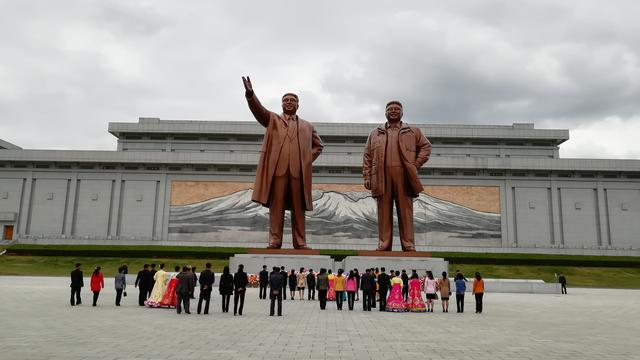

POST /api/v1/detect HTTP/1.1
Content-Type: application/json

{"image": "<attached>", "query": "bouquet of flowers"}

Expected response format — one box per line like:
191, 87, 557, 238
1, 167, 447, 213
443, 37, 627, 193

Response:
248, 274, 259, 288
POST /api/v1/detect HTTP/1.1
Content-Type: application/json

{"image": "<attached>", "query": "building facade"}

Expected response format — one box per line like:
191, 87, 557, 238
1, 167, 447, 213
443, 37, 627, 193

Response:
1, 118, 639, 255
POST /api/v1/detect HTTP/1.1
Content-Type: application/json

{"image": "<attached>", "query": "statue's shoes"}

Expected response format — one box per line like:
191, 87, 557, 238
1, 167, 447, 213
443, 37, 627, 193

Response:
266, 244, 281, 249
296, 245, 312, 250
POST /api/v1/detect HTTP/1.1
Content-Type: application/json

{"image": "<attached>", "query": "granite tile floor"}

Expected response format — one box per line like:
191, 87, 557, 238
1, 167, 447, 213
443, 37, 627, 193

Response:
0, 276, 638, 360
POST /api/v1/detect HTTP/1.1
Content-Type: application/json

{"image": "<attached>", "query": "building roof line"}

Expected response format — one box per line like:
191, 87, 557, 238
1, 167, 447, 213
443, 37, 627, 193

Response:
1, 150, 638, 172
0, 139, 21, 150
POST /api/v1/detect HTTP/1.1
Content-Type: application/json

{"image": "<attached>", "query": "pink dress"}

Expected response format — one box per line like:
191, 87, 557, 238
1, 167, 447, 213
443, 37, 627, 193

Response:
327, 275, 336, 301
406, 278, 426, 312
385, 278, 407, 312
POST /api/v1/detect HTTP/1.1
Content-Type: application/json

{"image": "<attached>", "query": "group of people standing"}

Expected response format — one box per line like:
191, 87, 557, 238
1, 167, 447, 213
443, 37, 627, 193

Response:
257, 266, 486, 315
70, 262, 486, 316
70, 262, 252, 316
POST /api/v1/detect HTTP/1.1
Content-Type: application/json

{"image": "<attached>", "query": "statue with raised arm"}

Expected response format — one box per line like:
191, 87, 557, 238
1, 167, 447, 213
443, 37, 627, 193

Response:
242, 76, 324, 249
362, 101, 432, 251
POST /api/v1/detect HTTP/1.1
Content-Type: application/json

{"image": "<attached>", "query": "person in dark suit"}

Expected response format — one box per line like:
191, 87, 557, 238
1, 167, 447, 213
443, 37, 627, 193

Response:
377, 267, 391, 311
269, 266, 284, 316
135, 264, 151, 306
190, 266, 198, 299
197, 263, 215, 315
353, 268, 361, 301
370, 268, 378, 309
559, 273, 567, 294
233, 264, 248, 316
259, 265, 269, 299
288, 269, 297, 300
401, 270, 409, 302
176, 266, 195, 314
218, 266, 234, 313
316, 268, 328, 310
280, 266, 288, 300
306, 269, 316, 300
149, 263, 157, 299
70, 263, 83, 306
372, 268, 379, 308
360, 269, 374, 311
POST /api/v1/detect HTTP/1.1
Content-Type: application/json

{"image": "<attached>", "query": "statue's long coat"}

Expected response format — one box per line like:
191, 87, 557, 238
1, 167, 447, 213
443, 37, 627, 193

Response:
246, 94, 323, 211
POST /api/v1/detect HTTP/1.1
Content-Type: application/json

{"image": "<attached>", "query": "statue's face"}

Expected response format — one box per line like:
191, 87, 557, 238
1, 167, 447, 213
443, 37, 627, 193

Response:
385, 104, 403, 123
282, 95, 299, 115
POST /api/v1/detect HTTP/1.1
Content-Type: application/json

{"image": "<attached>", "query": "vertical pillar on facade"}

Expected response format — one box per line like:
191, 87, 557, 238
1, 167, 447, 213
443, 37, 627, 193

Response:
596, 182, 610, 247
156, 173, 168, 242
500, 181, 510, 248
63, 174, 78, 237
550, 180, 563, 246
17, 174, 33, 237
504, 179, 516, 248
108, 173, 123, 238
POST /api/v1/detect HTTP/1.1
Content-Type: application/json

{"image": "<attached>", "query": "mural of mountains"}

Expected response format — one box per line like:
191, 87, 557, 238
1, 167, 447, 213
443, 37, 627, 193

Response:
169, 189, 500, 240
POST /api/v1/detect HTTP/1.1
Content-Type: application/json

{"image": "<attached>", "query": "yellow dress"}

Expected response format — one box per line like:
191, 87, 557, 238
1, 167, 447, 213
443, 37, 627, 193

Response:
146, 269, 167, 306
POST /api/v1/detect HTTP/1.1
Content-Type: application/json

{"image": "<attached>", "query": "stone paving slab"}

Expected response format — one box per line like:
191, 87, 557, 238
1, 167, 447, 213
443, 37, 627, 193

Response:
0, 276, 638, 359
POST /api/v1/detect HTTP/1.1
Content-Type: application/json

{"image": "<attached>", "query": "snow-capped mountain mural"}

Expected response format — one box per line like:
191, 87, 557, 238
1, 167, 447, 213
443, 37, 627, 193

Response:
169, 188, 501, 242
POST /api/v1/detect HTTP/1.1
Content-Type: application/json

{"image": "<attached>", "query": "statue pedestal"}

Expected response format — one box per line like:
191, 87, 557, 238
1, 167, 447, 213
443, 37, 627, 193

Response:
247, 248, 321, 255
356, 250, 432, 257
341, 255, 448, 277
229, 253, 334, 274
230, 250, 448, 276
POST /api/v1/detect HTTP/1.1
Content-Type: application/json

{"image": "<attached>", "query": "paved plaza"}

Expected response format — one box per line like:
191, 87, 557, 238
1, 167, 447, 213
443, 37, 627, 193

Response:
0, 276, 639, 360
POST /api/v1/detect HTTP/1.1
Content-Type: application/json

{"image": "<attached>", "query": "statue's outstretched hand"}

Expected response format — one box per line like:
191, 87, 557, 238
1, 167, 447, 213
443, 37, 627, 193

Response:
364, 180, 371, 190
242, 76, 254, 97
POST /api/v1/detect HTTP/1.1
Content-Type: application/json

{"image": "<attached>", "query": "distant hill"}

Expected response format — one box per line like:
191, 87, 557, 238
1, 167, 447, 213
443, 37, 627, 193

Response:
169, 189, 500, 240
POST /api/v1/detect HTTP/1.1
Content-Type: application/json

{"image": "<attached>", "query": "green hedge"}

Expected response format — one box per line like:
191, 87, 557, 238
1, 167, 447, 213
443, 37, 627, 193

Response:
5, 245, 639, 267
319, 249, 357, 261
6, 245, 361, 261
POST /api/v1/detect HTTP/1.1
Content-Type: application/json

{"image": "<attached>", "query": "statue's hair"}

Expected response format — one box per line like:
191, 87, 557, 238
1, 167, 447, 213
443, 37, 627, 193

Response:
386, 100, 403, 109
282, 93, 299, 101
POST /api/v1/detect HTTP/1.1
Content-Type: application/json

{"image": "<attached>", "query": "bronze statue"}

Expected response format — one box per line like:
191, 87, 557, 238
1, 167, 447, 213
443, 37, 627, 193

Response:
242, 76, 324, 249
363, 101, 432, 251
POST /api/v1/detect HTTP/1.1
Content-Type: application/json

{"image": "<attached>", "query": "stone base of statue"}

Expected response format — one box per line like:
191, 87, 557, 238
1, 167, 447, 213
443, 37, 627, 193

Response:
342, 254, 449, 277
229, 253, 334, 274
356, 250, 433, 257
230, 250, 448, 276
247, 248, 321, 255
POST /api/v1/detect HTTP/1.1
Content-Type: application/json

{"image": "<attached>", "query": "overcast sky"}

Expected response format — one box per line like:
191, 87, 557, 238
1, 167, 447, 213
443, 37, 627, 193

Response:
1, 0, 640, 159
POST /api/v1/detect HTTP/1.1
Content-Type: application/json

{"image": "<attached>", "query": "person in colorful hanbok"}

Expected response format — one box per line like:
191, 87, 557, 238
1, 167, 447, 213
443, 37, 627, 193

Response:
385, 271, 407, 312
158, 265, 180, 308
145, 264, 167, 307
405, 273, 426, 312
326, 270, 336, 301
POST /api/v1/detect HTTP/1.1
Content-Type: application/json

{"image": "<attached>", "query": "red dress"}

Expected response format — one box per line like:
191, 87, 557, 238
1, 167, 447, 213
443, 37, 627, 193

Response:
158, 275, 178, 308
406, 279, 426, 312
